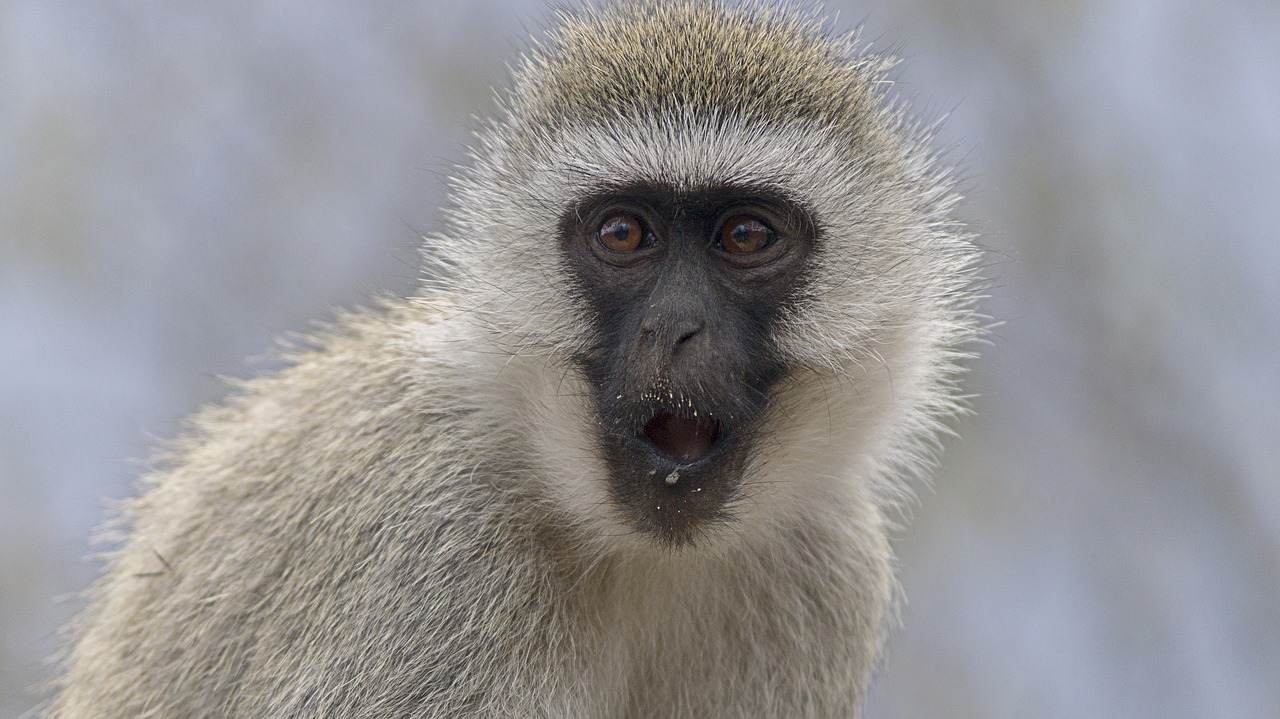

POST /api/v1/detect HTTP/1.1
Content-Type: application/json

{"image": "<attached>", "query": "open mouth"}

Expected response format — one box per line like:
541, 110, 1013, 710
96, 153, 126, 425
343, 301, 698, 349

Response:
642, 410, 720, 463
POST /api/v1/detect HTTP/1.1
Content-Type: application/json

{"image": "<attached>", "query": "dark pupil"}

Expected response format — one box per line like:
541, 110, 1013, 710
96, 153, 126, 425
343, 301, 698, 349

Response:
611, 226, 631, 242
732, 226, 752, 245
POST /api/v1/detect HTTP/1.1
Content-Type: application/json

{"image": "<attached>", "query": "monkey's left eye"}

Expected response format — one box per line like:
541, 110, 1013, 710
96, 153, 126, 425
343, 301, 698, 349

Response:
717, 216, 776, 255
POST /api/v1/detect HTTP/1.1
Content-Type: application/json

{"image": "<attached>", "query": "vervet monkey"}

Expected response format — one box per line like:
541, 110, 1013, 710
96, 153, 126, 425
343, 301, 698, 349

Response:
47, 2, 981, 716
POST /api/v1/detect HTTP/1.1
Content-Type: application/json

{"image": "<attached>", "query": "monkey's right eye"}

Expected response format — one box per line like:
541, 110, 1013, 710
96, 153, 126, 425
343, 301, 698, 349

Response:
597, 214, 646, 253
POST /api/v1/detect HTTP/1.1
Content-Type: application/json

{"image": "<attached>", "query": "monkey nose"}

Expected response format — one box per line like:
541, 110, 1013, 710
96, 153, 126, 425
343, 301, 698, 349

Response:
640, 318, 705, 355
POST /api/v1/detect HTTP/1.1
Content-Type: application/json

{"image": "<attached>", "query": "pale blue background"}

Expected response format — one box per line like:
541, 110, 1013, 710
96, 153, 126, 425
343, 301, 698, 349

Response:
3, 1, 1278, 716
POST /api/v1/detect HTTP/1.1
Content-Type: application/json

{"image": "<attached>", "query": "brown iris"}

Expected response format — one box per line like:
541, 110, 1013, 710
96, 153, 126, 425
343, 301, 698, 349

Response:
718, 215, 774, 254
598, 214, 644, 253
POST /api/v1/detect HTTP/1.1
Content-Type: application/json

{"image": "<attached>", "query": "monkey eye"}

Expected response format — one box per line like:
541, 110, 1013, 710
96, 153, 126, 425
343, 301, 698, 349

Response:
717, 215, 776, 255
597, 214, 648, 254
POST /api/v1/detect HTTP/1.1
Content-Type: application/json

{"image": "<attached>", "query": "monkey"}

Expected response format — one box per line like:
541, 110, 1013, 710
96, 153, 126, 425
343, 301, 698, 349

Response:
45, 2, 981, 717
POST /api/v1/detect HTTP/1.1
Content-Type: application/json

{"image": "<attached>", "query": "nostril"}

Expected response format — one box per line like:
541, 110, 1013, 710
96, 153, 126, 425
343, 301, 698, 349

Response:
639, 318, 704, 352
675, 324, 703, 347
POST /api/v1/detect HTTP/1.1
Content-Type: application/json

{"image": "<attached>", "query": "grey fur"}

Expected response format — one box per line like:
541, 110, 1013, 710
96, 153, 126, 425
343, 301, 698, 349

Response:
46, 2, 981, 717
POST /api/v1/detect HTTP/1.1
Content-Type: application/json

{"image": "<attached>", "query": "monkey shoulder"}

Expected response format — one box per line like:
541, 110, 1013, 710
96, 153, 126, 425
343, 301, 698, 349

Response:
51, 303, 546, 716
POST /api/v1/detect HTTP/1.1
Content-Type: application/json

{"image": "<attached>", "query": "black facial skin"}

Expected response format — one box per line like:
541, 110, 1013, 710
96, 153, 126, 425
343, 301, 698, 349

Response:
560, 183, 816, 547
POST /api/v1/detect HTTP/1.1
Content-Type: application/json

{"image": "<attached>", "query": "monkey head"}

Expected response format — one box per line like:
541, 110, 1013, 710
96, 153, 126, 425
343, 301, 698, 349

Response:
437, 3, 977, 549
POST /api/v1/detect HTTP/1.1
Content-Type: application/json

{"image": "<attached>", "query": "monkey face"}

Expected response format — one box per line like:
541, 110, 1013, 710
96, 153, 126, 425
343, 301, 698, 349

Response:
560, 183, 816, 546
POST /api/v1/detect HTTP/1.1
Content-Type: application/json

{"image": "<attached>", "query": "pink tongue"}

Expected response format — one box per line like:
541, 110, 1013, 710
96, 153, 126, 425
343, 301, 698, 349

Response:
643, 412, 717, 462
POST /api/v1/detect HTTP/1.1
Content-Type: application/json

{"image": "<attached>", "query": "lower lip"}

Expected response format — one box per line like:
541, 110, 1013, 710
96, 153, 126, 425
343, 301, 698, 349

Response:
636, 434, 724, 470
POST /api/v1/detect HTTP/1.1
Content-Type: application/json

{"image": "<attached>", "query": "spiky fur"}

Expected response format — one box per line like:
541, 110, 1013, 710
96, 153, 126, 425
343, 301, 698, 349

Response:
46, 2, 980, 717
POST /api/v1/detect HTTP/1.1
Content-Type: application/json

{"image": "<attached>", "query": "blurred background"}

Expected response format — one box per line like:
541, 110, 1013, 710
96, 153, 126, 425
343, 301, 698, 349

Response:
2, 0, 1277, 716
